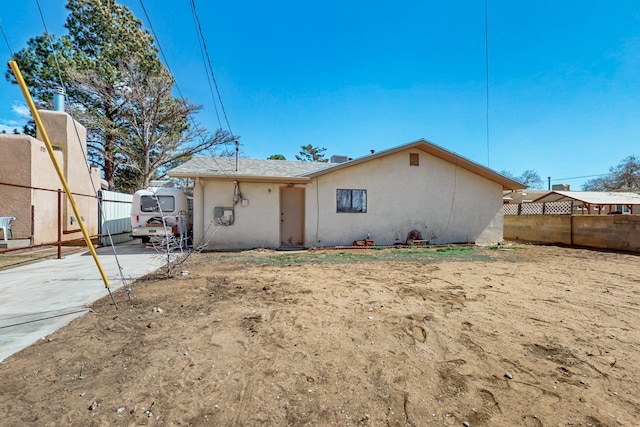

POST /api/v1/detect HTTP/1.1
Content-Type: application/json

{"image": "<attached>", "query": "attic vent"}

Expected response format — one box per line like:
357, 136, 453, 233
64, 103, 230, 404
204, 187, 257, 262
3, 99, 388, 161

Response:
330, 155, 349, 163
410, 153, 419, 166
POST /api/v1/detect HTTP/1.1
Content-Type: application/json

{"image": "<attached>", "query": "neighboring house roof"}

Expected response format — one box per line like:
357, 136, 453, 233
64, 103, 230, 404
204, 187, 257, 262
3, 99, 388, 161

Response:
532, 191, 640, 205
169, 139, 526, 190
503, 190, 549, 204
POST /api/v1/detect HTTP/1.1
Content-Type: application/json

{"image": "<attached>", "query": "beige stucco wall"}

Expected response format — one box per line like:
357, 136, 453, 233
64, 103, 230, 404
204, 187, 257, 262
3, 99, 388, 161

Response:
38, 111, 100, 239
305, 149, 504, 247
0, 111, 100, 244
30, 140, 64, 243
198, 179, 281, 250
0, 135, 33, 239
195, 148, 504, 250
0, 135, 66, 242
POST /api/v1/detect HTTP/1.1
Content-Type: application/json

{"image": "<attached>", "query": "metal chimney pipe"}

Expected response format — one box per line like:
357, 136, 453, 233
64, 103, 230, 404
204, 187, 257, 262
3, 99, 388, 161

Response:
53, 87, 65, 112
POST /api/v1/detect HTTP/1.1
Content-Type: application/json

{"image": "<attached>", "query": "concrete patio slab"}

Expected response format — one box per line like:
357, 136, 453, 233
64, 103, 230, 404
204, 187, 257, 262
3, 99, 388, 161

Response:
0, 240, 171, 362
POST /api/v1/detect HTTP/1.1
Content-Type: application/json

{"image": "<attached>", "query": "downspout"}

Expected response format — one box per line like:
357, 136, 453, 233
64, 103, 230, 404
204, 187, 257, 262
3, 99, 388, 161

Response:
193, 177, 204, 247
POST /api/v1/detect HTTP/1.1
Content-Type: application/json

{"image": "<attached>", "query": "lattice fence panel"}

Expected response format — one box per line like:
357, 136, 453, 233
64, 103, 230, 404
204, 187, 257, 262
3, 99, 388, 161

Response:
520, 203, 544, 215
503, 201, 574, 215
503, 204, 518, 215
543, 201, 573, 214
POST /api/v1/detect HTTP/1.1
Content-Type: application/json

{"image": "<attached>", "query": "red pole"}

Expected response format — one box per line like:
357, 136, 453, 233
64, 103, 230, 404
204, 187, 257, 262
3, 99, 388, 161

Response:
57, 189, 62, 259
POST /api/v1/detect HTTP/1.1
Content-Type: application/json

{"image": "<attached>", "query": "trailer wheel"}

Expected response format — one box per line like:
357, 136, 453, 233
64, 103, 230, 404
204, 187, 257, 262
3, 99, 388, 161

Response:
141, 236, 151, 244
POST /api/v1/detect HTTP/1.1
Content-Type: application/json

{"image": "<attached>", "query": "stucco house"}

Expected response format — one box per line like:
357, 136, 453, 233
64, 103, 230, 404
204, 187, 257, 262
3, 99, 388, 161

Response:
0, 111, 101, 247
168, 139, 525, 250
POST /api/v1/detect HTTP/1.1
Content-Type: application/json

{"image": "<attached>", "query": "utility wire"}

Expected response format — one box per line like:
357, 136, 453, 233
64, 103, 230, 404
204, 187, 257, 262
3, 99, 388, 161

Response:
189, 1, 222, 129
188, 0, 238, 168
138, 0, 234, 178
189, 0, 234, 136
551, 173, 609, 182
0, 20, 15, 58
35, 0, 66, 91
484, 0, 490, 167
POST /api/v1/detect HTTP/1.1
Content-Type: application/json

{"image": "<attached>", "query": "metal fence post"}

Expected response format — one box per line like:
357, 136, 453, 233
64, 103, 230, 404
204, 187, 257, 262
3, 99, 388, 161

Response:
57, 189, 62, 259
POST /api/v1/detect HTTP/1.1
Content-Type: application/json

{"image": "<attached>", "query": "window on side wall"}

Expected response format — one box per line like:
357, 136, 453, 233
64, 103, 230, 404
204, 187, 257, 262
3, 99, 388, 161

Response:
336, 189, 367, 213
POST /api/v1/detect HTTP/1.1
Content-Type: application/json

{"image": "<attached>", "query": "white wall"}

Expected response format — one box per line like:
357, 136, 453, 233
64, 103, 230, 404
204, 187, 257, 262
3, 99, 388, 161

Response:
195, 148, 504, 250
199, 179, 281, 250
305, 148, 503, 247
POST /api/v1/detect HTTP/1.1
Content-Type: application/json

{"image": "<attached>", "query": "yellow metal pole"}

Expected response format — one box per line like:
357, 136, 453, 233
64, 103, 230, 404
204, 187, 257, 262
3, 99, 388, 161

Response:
9, 60, 111, 289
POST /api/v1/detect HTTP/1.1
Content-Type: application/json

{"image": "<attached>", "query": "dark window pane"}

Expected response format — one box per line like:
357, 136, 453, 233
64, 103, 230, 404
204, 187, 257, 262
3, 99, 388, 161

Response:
337, 189, 366, 213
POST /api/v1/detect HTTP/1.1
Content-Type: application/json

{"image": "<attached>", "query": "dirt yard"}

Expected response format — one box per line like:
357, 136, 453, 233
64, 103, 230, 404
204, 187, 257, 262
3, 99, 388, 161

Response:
0, 244, 638, 426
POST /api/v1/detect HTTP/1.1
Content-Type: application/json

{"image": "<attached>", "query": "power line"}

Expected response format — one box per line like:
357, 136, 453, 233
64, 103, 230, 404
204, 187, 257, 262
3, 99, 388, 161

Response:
189, 0, 234, 136
0, 20, 15, 58
35, 0, 67, 101
551, 173, 609, 182
138, 0, 218, 142
189, 0, 222, 129
484, 0, 490, 167
138, 0, 234, 178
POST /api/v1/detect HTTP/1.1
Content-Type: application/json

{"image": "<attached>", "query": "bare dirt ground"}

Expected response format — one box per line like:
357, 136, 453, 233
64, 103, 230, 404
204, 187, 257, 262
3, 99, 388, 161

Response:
0, 243, 638, 426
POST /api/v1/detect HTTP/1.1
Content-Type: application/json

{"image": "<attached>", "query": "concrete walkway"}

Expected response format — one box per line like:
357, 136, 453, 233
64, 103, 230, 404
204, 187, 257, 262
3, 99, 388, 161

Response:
0, 241, 170, 362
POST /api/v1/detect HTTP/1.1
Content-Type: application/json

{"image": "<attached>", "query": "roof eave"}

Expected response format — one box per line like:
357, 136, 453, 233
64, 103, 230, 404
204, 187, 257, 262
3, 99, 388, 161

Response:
168, 171, 311, 184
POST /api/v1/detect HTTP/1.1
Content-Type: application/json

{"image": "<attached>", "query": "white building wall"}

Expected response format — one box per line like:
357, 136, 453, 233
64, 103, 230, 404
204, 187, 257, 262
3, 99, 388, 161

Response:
305, 149, 503, 247
194, 149, 504, 250
199, 179, 281, 250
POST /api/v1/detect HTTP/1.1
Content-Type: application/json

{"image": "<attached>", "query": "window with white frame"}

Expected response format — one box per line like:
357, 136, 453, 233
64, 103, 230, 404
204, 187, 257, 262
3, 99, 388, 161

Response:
614, 204, 630, 214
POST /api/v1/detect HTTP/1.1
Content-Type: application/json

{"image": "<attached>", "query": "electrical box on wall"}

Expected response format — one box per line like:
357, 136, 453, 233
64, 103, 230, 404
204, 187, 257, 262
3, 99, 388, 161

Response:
241, 199, 249, 207
214, 206, 235, 226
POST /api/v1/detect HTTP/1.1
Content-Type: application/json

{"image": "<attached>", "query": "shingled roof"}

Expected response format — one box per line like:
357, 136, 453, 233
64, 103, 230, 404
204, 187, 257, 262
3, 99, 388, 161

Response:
169, 156, 335, 180
168, 139, 525, 190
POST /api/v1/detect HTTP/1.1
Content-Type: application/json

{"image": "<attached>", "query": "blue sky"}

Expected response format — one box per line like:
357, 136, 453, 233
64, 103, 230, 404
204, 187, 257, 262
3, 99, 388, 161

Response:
1, 1, 640, 189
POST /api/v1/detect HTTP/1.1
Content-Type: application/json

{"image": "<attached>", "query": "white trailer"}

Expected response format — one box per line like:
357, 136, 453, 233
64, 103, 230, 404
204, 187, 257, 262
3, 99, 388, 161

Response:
130, 184, 191, 243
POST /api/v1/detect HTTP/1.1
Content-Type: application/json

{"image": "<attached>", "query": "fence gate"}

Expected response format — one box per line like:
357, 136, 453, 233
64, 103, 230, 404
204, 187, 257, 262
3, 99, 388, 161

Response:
98, 190, 133, 246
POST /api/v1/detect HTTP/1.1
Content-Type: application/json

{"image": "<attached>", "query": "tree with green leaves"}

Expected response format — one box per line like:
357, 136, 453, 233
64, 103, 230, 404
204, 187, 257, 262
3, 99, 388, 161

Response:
7, 0, 232, 191
582, 156, 640, 191
268, 154, 286, 160
296, 144, 327, 162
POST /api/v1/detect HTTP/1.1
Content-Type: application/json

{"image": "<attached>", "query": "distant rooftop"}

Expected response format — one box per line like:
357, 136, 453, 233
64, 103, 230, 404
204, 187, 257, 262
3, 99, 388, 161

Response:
533, 191, 640, 205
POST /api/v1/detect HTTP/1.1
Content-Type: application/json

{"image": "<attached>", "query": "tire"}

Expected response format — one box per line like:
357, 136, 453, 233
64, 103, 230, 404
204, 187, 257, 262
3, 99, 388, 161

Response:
141, 236, 151, 244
